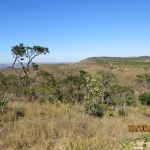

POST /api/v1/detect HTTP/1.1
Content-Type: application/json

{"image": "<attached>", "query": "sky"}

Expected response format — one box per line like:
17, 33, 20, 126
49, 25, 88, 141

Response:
0, 0, 150, 63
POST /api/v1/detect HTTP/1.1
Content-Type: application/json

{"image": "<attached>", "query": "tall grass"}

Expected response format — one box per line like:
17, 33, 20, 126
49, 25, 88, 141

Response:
1, 101, 150, 150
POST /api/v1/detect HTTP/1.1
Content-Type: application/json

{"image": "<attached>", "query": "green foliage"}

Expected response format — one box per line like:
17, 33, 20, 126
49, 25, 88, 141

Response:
138, 92, 150, 105
55, 87, 64, 102
23, 88, 35, 96
38, 97, 45, 104
96, 70, 116, 83
135, 74, 143, 82
32, 62, 39, 70
105, 109, 114, 116
11, 44, 49, 57
85, 73, 114, 105
83, 75, 113, 117
48, 97, 55, 104
11, 44, 26, 57
125, 99, 135, 106
0, 99, 7, 107
29, 71, 57, 100
84, 101, 104, 117
0, 72, 5, 79
36, 85, 49, 95
84, 100, 112, 117
36, 70, 56, 87
0, 74, 19, 94
83, 74, 114, 116
11, 44, 49, 98
136, 74, 150, 82
110, 85, 135, 106
118, 108, 126, 117
135, 74, 150, 93
0, 72, 7, 91
62, 70, 91, 103
120, 134, 150, 150
0, 93, 8, 107
85, 76, 103, 101
32, 46, 49, 54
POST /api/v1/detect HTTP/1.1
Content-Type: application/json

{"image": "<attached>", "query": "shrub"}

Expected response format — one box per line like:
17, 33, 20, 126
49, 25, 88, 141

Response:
110, 85, 136, 106
125, 99, 135, 106
48, 97, 55, 104
38, 97, 45, 104
55, 88, 64, 102
84, 101, 104, 117
138, 92, 150, 105
106, 110, 114, 116
118, 108, 126, 117
84, 101, 112, 117
0, 93, 8, 107
0, 93, 9, 116
0, 99, 7, 107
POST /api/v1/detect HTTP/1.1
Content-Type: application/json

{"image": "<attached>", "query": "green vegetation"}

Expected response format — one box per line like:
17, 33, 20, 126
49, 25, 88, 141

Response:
139, 93, 150, 105
135, 74, 150, 93
11, 43, 49, 97
1, 53, 150, 149
120, 134, 150, 150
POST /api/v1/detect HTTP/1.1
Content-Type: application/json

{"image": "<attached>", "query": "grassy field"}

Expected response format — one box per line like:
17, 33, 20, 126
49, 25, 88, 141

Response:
1, 101, 150, 150
1, 56, 150, 149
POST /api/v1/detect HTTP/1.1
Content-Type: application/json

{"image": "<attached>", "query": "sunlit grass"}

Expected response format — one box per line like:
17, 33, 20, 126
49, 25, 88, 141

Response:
1, 101, 150, 150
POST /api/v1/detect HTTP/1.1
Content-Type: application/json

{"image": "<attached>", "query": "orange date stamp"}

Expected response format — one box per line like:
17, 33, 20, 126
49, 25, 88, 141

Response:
128, 125, 150, 132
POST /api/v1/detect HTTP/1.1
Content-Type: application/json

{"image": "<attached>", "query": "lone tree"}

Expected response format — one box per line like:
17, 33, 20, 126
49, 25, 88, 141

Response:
10, 43, 49, 96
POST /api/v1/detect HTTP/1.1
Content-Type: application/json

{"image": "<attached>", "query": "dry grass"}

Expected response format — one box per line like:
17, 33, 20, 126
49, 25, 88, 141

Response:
1, 57, 150, 149
0, 101, 150, 150
2, 57, 150, 89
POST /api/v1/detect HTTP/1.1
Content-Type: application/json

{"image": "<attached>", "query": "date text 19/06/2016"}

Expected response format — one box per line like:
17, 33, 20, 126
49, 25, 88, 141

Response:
128, 125, 150, 132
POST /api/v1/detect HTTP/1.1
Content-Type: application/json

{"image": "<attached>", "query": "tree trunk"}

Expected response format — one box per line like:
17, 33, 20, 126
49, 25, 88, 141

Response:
101, 92, 104, 103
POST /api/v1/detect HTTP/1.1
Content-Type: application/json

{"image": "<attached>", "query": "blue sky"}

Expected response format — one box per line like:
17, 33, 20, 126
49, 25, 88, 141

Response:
0, 0, 150, 63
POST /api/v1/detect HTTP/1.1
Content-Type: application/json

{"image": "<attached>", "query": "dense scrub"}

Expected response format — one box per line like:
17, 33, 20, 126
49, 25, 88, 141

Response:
0, 69, 138, 118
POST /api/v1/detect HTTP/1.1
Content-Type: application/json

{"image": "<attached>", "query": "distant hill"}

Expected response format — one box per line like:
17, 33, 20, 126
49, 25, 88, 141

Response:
79, 56, 150, 63
0, 62, 75, 68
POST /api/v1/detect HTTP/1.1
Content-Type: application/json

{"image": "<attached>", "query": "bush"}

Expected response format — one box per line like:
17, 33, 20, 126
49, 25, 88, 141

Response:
48, 97, 55, 104
138, 92, 150, 105
110, 85, 136, 106
0, 93, 8, 107
125, 99, 135, 106
84, 101, 112, 117
105, 109, 114, 116
0, 99, 7, 107
118, 108, 126, 117
38, 97, 45, 104
84, 101, 104, 117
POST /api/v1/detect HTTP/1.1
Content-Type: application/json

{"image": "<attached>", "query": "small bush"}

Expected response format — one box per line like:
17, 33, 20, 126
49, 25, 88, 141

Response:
125, 99, 135, 106
110, 85, 135, 106
118, 109, 126, 117
138, 92, 150, 105
105, 110, 114, 116
84, 101, 112, 117
38, 97, 45, 104
84, 101, 104, 117
48, 97, 55, 104
0, 99, 7, 107
0, 93, 8, 107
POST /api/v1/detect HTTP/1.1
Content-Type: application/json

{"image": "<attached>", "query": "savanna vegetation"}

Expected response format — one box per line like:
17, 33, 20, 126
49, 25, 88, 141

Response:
1, 45, 150, 149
